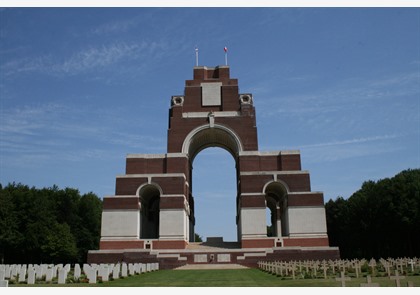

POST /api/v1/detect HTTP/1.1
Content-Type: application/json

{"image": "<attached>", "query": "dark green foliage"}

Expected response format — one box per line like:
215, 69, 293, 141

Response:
326, 169, 420, 259
0, 183, 102, 264
194, 233, 203, 242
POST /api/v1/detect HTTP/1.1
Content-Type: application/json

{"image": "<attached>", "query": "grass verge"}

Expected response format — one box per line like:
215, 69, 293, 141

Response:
12, 269, 420, 287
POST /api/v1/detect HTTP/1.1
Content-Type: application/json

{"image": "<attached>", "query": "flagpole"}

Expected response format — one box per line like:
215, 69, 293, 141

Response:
224, 46, 228, 66
195, 46, 199, 66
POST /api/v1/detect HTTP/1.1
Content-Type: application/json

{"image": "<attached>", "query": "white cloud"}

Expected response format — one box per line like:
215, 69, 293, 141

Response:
300, 134, 401, 149
1, 41, 167, 78
300, 134, 406, 163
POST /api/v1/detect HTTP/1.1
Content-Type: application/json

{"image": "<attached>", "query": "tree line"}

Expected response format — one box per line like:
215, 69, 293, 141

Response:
0, 183, 102, 264
325, 168, 420, 259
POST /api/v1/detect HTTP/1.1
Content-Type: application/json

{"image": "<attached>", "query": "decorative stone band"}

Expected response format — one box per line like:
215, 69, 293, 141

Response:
239, 150, 300, 156
182, 111, 240, 118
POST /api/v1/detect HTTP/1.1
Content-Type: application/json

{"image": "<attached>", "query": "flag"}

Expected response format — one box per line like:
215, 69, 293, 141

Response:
224, 46, 228, 52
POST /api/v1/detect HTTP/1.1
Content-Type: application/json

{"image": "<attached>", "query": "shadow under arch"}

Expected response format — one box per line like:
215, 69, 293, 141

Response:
264, 181, 289, 238
137, 183, 162, 239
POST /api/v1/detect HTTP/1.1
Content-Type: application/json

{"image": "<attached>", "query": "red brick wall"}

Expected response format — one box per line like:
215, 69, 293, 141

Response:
277, 174, 311, 192
103, 197, 140, 210
160, 196, 185, 210
152, 176, 186, 195
241, 238, 275, 248
115, 177, 148, 195
240, 194, 266, 208
281, 154, 301, 171
287, 193, 324, 207
126, 158, 166, 174
283, 237, 330, 247
100, 240, 144, 250
152, 240, 187, 249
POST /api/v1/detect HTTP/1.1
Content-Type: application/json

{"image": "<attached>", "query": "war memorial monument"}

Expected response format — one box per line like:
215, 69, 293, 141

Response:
87, 65, 340, 268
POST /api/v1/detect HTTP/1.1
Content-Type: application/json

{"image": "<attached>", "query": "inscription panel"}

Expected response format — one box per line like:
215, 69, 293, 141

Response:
201, 82, 222, 106
194, 254, 208, 263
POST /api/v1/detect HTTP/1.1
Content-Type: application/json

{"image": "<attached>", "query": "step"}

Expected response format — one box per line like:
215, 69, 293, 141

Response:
174, 263, 249, 270
186, 242, 241, 250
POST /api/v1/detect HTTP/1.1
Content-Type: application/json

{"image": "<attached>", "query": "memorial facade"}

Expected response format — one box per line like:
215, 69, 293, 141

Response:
97, 65, 331, 251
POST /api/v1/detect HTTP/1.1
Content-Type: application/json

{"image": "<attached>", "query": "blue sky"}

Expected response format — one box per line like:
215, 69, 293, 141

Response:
1, 7, 419, 241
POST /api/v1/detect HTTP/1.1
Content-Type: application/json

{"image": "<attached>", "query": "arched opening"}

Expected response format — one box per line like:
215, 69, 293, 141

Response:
264, 181, 288, 238
183, 124, 243, 243
192, 147, 237, 242
139, 184, 160, 239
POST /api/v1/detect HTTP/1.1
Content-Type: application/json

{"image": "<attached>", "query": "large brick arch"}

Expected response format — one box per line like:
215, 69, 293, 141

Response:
182, 123, 244, 161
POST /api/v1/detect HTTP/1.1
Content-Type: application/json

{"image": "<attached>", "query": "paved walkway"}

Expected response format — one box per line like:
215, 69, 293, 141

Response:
175, 263, 249, 270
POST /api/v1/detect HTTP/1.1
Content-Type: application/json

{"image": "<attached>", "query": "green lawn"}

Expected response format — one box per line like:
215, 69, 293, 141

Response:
13, 269, 420, 287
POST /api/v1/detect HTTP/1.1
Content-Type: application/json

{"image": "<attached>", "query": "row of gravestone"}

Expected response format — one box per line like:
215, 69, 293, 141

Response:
257, 258, 418, 287
0, 262, 159, 287
258, 257, 419, 278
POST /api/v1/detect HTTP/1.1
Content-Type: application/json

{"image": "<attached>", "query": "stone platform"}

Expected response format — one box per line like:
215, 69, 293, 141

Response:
88, 242, 340, 270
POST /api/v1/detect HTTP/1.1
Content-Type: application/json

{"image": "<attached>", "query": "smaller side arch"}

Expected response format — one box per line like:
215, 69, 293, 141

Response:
263, 181, 289, 238
137, 183, 162, 239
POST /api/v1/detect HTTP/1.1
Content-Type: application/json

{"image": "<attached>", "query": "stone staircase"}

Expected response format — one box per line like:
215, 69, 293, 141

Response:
186, 241, 241, 250
174, 263, 249, 270
88, 238, 340, 269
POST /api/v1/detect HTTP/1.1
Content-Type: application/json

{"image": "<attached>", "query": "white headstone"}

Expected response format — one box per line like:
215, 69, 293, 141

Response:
34, 265, 42, 280
27, 267, 36, 285
11, 265, 17, 279
0, 270, 5, 281
74, 264, 81, 280
121, 263, 128, 277
87, 269, 97, 284
83, 264, 90, 274
0, 280, 8, 287
140, 264, 146, 273
18, 265, 26, 282
112, 264, 120, 280
40, 264, 48, 279
4, 265, 11, 279
128, 264, 135, 276
45, 268, 54, 282
100, 265, 109, 282
58, 268, 67, 284
134, 263, 141, 274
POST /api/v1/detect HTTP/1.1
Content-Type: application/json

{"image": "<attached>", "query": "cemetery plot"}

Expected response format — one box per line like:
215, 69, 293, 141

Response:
258, 257, 420, 287
0, 262, 160, 286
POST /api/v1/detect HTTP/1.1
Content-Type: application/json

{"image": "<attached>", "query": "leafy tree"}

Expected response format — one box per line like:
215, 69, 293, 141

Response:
0, 183, 102, 264
0, 186, 23, 263
41, 222, 78, 263
194, 233, 203, 242
326, 169, 420, 259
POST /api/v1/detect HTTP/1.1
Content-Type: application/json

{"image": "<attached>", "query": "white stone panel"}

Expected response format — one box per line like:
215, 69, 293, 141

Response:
217, 254, 231, 262
287, 207, 327, 235
194, 254, 208, 263
159, 209, 187, 239
240, 208, 267, 237
201, 82, 222, 106
101, 210, 140, 238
